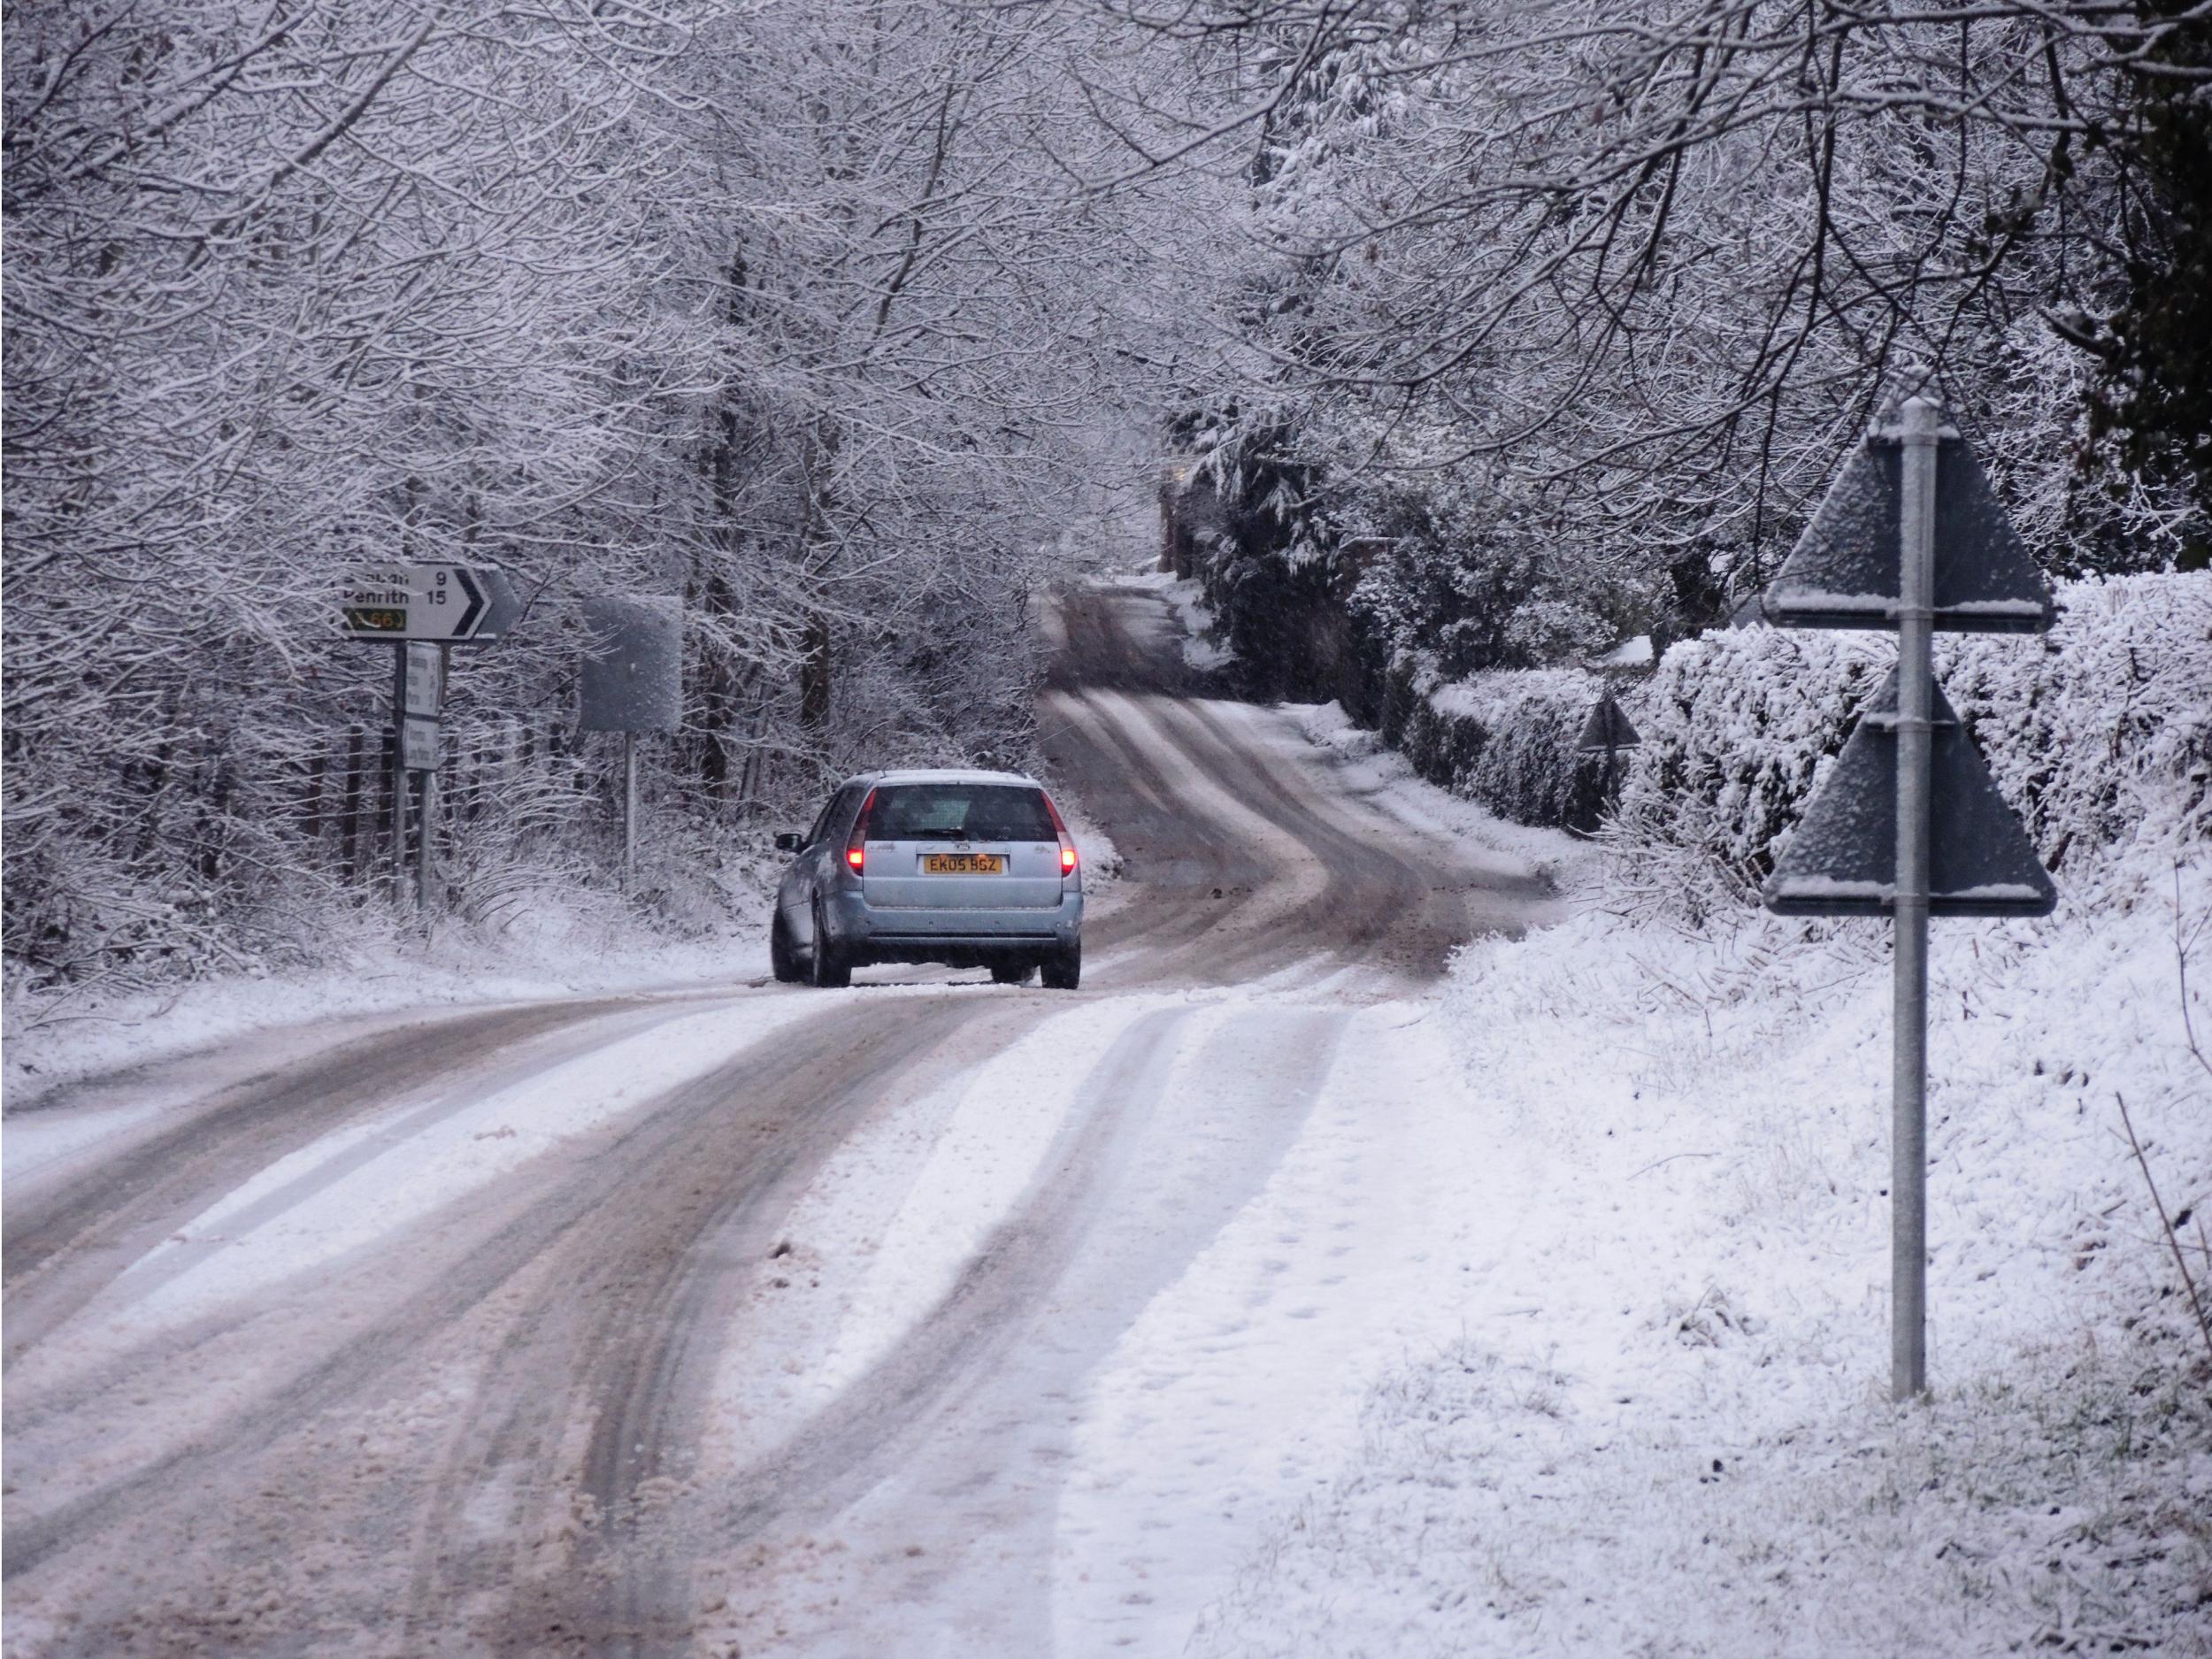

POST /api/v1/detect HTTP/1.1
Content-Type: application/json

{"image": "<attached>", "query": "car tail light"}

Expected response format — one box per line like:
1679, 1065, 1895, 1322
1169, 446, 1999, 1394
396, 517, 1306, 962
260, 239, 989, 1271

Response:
846, 789, 876, 875
1041, 791, 1078, 877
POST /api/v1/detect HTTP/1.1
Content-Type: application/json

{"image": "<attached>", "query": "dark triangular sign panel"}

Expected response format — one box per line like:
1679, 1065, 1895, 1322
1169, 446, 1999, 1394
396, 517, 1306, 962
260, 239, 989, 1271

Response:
1762, 670, 2057, 918
1578, 695, 1641, 753
1763, 433, 2056, 634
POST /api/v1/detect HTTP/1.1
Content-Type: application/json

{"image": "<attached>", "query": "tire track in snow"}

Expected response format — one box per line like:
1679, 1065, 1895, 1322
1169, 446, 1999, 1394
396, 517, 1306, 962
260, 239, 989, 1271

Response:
1043, 687, 1301, 978
2, 995, 673, 1362
377, 991, 1059, 1656
1145, 695, 1485, 979
2, 995, 878, 1595
691, 1002, 1353, 1659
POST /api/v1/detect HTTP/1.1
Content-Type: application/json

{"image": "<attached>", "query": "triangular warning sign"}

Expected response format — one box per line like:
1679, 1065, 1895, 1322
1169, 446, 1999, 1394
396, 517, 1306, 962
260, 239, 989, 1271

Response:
1763, 430, 2056, 634
1761, 669, 2057, 918
1577, 694, 1640, 753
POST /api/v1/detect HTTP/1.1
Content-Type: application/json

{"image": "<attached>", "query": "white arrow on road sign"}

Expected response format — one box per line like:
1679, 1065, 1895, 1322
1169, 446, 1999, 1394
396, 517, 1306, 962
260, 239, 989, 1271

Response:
341, 564, 520, 644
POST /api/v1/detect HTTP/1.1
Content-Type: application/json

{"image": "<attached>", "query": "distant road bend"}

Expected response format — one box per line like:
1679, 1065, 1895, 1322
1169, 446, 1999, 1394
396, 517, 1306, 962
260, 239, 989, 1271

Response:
1, 580, 1554, 1658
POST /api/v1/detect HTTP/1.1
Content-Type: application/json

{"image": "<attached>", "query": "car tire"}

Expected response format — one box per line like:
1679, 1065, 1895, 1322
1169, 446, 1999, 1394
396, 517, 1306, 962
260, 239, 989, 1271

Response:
990, 961, 1035, 986
809, 899, 851, 989
1040, 941, 1080, 991
770, 911, 803, 983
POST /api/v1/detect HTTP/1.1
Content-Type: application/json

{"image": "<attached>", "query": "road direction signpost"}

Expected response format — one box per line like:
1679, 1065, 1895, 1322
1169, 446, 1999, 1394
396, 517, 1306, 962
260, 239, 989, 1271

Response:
1577, 692, 1641, 806
342, 565, 522, 644
400, 642, 445, 914
342, 564, 519, 916
1761, 395, 2055, 1401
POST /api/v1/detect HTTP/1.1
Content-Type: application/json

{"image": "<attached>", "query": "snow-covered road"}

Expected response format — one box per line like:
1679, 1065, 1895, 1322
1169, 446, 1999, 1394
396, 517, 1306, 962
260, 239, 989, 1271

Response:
2, 584, 1558, 1657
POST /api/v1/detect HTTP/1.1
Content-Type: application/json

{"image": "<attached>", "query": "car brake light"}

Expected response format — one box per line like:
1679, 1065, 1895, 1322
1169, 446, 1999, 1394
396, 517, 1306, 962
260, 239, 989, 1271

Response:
1039, 791, 1078, 877
846, 789, 876, 875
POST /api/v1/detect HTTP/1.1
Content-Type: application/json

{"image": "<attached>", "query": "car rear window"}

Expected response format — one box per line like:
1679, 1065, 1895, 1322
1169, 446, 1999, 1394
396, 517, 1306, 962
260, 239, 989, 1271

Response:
864, 784, 1056, 842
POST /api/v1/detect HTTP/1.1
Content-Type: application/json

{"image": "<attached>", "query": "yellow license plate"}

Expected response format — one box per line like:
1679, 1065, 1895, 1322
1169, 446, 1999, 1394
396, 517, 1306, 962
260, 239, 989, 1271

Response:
922, 852, 1005, 875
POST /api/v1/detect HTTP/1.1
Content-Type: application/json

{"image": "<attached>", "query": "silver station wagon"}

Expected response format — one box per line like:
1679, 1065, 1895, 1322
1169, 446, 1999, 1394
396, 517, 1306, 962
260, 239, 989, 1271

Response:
770, 770, 1084, 989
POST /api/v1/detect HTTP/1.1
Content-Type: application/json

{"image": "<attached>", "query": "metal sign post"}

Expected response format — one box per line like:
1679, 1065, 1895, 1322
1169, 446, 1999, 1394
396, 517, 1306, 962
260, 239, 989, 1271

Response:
1891, 396, 1939, 1398
343, 564, 516, 918
399, 642, 446, 917
390, 643, 410, 908
1761, 391, 2056, 1402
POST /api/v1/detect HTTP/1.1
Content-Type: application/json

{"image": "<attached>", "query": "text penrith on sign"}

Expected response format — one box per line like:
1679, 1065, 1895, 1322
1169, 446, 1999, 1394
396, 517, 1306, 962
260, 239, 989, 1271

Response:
340, 564, 522, 644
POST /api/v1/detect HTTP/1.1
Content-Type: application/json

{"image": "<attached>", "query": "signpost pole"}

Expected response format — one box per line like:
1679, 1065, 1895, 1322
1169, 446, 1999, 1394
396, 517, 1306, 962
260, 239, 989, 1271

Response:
1761, 385, 2055, 1397
1892, 394, 1939, 1401
391, 643, 411, 910
418, 766, 436, 915
417, 642, 448, 918
622, 731, 638, 892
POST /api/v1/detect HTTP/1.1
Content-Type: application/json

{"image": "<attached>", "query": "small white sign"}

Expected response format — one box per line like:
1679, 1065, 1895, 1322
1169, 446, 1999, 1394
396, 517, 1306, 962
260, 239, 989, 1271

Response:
404, 643, 443, 718
401, 715, 440, 772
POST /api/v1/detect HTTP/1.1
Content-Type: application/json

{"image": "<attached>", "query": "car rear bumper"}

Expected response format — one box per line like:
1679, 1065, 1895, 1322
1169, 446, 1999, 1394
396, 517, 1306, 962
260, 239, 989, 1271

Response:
824, 889, 1082, 956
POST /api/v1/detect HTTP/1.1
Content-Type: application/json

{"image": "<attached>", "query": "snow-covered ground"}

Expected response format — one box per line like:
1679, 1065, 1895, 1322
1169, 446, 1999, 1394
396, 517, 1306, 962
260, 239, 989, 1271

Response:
1181, 812, 2212, 1656
1105, 565, 1237, 672
5, 580, 2203, 1658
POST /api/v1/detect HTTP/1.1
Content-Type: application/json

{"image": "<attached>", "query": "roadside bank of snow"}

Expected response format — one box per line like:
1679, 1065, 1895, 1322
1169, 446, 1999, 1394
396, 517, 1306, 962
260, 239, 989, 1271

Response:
2, 902, 772, 1114
1188, 849, 2212, 1657
1110, 565, 1236, 672
1291, 698, 1582, 889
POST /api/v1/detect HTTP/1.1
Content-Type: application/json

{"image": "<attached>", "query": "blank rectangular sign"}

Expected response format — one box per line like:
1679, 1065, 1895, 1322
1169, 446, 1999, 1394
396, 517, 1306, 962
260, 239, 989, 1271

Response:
578, 596, 682, 733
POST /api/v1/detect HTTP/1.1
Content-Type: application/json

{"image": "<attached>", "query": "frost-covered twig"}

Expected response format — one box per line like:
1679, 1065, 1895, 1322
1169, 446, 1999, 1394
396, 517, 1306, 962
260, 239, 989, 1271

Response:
2176, 863, 2211, 1085
2114, 1090, 2212, 1370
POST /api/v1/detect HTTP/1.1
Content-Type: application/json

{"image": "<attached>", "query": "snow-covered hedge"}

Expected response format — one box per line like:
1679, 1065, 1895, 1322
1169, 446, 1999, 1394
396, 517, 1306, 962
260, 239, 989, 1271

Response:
1383, 658, 1617, 832
1612, 571, 2212, 909
1391, 572, 2210, 896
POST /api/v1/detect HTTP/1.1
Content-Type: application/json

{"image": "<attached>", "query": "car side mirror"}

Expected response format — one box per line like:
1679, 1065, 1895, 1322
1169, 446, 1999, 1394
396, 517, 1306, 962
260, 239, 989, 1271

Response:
773, 832, 803, 853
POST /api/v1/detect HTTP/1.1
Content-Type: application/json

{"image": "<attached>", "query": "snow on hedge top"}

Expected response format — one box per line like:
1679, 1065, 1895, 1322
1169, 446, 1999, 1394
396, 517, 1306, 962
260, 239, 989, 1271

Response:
1619, 571, 2209, 904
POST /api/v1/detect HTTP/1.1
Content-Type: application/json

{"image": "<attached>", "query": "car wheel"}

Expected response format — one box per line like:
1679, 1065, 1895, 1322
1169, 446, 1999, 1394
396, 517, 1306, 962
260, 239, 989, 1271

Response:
990, 961, 1035, 986
1040, 941, 1080, 991
809, 899, 851, 989
770, 911, 802, 983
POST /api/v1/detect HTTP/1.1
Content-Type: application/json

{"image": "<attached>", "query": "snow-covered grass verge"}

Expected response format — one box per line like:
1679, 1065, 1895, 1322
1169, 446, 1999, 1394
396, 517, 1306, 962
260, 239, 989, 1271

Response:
1, 873, 777, 1111
1111, 565, 1236, 672
1194, 575, 2212, 1657
1195, 853, 2212, 1656
1291, 698, 1585, 892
